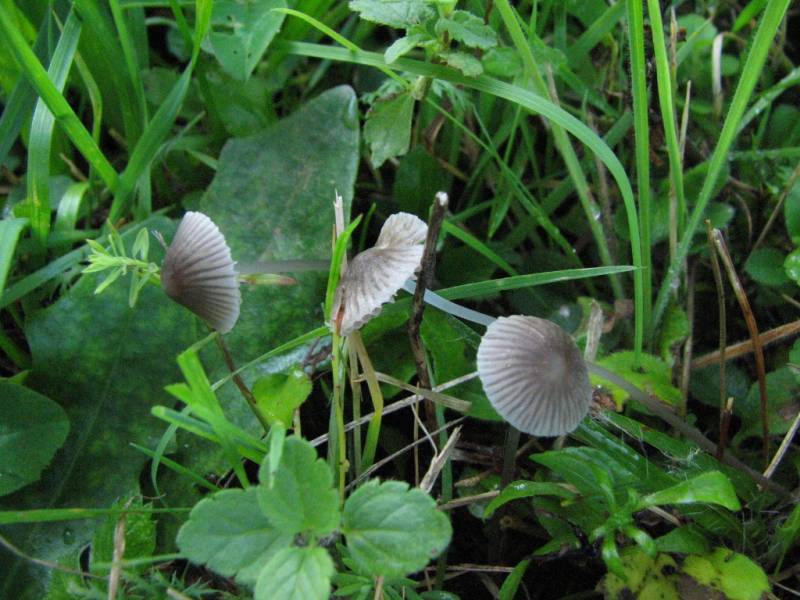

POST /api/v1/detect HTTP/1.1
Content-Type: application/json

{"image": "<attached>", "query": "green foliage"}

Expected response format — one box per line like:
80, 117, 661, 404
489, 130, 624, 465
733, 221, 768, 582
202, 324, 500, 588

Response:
208, 0, 287, 81
177, 488, 292, 585
342, 480, 452, 576
348, 0, 433, 28
593, 352, 682, 407
0, 382, 69, 497
434, 11, 498, 51
257, 436, 340, 537
745, 247, 790, 286
255, 546, 334, 600
90, 495, 156, 573
252, 368, 312, 428
363, 92, 415, 168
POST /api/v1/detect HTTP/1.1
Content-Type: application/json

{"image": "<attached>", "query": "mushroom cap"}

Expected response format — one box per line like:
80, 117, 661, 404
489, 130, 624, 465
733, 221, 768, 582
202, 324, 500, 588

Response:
161, 211, 241, 333
477, 315, 592, 436
332, 212, 427, 335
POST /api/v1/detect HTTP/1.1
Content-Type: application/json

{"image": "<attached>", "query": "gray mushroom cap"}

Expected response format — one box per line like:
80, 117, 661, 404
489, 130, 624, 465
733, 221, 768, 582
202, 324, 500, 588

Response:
332, 212, 427, 335
477, 315, 592, 436
161, 211, 241, 333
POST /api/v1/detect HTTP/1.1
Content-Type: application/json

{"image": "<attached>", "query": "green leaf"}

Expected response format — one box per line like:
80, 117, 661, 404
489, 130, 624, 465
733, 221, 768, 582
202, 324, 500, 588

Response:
785, 180, 800, 244
342, 480, 451, 576
0, 218, 28, 295
435, 11, 498, 50
0, 217, 197, 599
734, 367, 799, 444
592, 352, 682, 407
385, 32, 430, 64
90, 496, 155, 574
655, 525, 710, 554
252, 368, 312, 428
484, 481, 576, 518
533, 446, 636, 498
439, 50, 483, 77
639, 472, 741, 511
364, 92, 415, 169
257, 437, 339, 537
785, 248, 800, 285
498, 558, 531, 600
209, 0, 287, 81
348, 0, 434, 29
0, 383, 69, 497
745, 247, 790, 286
682, 547, 770, 600
177, 488, 292, 585
657, 304, 689, 364
481, 47, 522, 78
255, 545, 334, 600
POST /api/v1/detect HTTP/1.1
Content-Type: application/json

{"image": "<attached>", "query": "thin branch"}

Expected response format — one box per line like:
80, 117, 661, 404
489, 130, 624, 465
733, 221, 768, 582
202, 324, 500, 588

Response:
215, 334, 270, 433
691, 319, 800, 369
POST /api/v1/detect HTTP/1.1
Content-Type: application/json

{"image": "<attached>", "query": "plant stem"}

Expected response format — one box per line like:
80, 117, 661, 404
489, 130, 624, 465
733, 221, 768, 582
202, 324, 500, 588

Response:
214, 334, 271, 433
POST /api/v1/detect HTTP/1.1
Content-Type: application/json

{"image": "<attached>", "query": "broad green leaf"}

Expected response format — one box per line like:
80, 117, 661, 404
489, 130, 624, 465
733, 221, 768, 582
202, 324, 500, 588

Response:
484, 481, 576, 518
364, 92, 415, 169
209, 0, 287, 81
682, 547, 770, 600
734, 367, 799, 444
639, 472, 741, 511
252, 369, 311, 429
439, 50, 483, 77
785, 248, 800, 284
255, 545, 334, 600
177, 488, 292, 585
90, 495, 155, 574
0, 218, 27, 294
592, 351, 681, 407
342, 480, 451, 577
0, 382, 69, 497
745, 247, 790, 286
197, 85, 357, 414
655, 525, 710, 554
348, 0, 434, 29
481, 47, 522, 78
435, 11, 497, 50
532, 446, 636, 498
0, 217, 197, 600
257, 437, 339, 537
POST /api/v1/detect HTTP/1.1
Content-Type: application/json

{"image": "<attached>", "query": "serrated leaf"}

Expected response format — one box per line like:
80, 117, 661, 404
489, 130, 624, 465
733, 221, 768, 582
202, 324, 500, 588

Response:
639, 472, 740, 511
342, 480, 451, 576
177, 488, 292, 585
364, 92, 415, 169
255, 545, 334, 600
257, 437, 339, 537
435, 11, 497, 50
348, 0, 434, 28
209, 0, 287, 81
0, 382, 69, 497
745, 247, 790, 286
439, 50, 483, 76
252, 369, 312, 429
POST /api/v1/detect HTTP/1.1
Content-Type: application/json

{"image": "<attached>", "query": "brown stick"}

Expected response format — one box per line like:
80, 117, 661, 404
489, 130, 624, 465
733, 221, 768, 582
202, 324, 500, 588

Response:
215, 334, 270, 433
706, 221, 729, 459
691, 319, 800, 370
710, 228, 770, 467
408, 192, 449, 430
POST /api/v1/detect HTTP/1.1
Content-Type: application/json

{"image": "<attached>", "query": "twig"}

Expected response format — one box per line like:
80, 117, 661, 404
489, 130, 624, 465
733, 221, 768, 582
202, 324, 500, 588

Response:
706, 221, 728, 458
309, 371, 479, 448
710, 228, 770, 467
691, 319, 800, 369
763, 409, 800, 479
108, 504, 128, 600
748, 159, 800, 258
420, 426, 462, 493
408, 191, 449, 430
439, 491, 500, 510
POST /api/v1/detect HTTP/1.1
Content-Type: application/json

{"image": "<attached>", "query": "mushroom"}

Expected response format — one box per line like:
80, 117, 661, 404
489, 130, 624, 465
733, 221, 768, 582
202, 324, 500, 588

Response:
477, 315, 592, 436
161, 211, 241, 333
332, 212, 427, 335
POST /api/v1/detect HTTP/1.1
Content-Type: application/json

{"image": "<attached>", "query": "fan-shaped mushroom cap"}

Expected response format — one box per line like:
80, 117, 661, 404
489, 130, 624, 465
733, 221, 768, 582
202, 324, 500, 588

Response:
161, 211, 241, 333
332, 212, 427, 335
477, 315, 592, 436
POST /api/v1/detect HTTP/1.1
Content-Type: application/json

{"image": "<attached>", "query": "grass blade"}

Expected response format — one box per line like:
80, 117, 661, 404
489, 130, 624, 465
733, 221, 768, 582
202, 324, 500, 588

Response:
652, 0, 792, 330
0, 218, 29, 295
